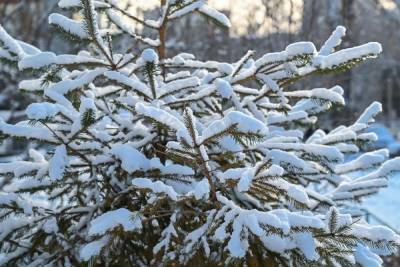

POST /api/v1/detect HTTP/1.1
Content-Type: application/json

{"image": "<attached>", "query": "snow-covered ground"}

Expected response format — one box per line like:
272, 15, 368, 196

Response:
368, 124, 400, 156
362, 124, 400, 232
363, 172, 400, 232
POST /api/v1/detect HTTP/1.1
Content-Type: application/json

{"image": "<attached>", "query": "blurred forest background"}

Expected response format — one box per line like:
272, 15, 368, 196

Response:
1, 0, 400, 155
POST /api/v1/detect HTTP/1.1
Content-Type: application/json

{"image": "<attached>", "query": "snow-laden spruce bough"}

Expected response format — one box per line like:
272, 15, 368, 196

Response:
0, 0, 399, 266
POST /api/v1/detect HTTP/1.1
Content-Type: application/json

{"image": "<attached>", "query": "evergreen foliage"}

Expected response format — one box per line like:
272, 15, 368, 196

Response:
0, 1, 399, 266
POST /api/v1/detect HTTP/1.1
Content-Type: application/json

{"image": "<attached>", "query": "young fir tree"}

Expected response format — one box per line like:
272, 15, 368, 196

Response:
0, 1, 399, 266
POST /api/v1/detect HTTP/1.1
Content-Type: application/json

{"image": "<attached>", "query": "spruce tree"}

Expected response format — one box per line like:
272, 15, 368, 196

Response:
0, 1, 399, 266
